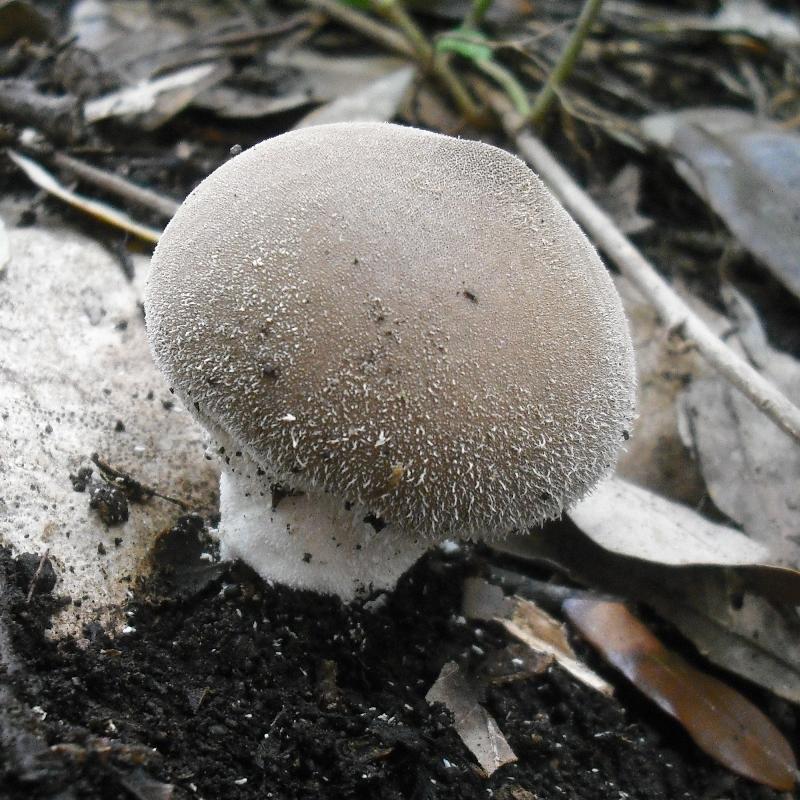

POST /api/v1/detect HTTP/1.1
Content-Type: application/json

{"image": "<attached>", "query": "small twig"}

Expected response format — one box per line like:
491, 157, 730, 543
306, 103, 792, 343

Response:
91, 453, 190, 510
306, 0, 486, 124
8, 150, 162, 244
200, 12, 314, 49
465, 0, 495, 29
490, 103, 800, 445
0, 78, 82, 143
52, 152, 180, 219
26, 549, 50, 604
486, 565, 581, 612
375, 0, 433, 61
374, 0, 485, 123
528, 0, 604, 126
303, 0, 414, 57
474, 57, 531, 117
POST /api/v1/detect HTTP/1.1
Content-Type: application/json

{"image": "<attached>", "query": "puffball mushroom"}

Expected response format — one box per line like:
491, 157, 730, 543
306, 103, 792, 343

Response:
145, 122, 636, 600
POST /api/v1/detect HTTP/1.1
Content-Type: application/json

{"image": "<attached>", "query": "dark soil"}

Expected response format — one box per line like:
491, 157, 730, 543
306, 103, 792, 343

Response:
0, 524, 788, 800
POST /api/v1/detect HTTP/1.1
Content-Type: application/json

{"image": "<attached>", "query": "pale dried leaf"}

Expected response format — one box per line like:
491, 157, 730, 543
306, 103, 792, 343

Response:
711, 0, 800, 45
265, 49, 408, 103
8, 150, 162, 243
69, 0, 232, 82
85, 61, 231, 129
647, 569, 800, 708
678, 290, 800, 567
612, 275, 710, 504
295, 66, 415, 129
641, 108, 800, 298
426, 661, 517, 776
591, 164, 652, 235
192, 86, 311, 120
604, 1, 800, 47
569, 476, 772, 566
463, 578, 613, 696
493, 526, 800, 704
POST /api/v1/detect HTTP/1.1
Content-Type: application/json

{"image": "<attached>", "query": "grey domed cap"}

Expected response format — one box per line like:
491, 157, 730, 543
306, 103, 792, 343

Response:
146, 122, 636, 541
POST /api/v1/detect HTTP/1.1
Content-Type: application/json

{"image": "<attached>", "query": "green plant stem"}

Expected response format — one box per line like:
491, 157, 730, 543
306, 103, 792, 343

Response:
375, 0, 433, 61
528, 0, 604, 127
306, 0, 486, 124
374, 0, 485, 123
465, 0, 494, 29
474, 56, 530, 117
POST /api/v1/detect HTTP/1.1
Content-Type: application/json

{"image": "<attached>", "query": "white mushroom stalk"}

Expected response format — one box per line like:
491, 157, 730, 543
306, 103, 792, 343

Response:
218, 453, 431, 598
145, 122, 636, 599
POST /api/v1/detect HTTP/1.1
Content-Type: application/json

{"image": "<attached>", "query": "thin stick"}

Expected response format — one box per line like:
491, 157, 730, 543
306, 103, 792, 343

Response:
91, 453, 190, 510
503, 119, 800, 444
374, 1, 485, 123
52, 152, 180, 219
304, 0, 414, 57
376, 0, 433, 61
8, 150, 162, 244
305, 0, 485, 123
528, 0, 604, 126
26, 549, 50, 604
465, 0, 495, 29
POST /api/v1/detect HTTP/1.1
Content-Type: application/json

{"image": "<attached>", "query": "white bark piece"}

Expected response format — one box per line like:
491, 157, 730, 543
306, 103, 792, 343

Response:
426, 660, 517, 776
0, 217, 217, 635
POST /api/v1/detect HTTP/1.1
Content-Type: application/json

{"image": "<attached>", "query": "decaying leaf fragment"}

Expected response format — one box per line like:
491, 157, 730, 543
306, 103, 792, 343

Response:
563, 597, 797, 792
426, 661, 517, 776
463, 578, 613, 696
84, 62, 231, 129
295, 67, 415, 129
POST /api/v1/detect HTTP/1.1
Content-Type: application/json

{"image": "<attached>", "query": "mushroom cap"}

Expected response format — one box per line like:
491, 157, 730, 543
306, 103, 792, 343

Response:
146, 122, 636, 540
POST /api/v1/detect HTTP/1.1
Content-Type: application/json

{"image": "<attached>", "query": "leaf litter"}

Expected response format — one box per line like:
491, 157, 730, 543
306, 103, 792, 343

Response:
678, 285, 800, 568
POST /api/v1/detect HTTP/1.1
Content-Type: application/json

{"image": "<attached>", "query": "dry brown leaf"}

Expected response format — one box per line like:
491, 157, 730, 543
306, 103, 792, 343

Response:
425, 661, 517, 776
84, 61, 231, 129
563, 596, 797, 791
612, 274, 709, 505
642, 108, 800, 298
463, 578, 613, 696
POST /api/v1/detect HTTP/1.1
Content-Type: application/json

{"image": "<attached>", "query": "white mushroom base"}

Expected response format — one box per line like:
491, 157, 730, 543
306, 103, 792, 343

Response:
216, 468, 433, 600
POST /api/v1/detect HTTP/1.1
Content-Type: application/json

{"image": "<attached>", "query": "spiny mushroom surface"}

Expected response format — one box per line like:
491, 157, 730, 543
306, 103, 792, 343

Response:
145, 122, 636, 598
